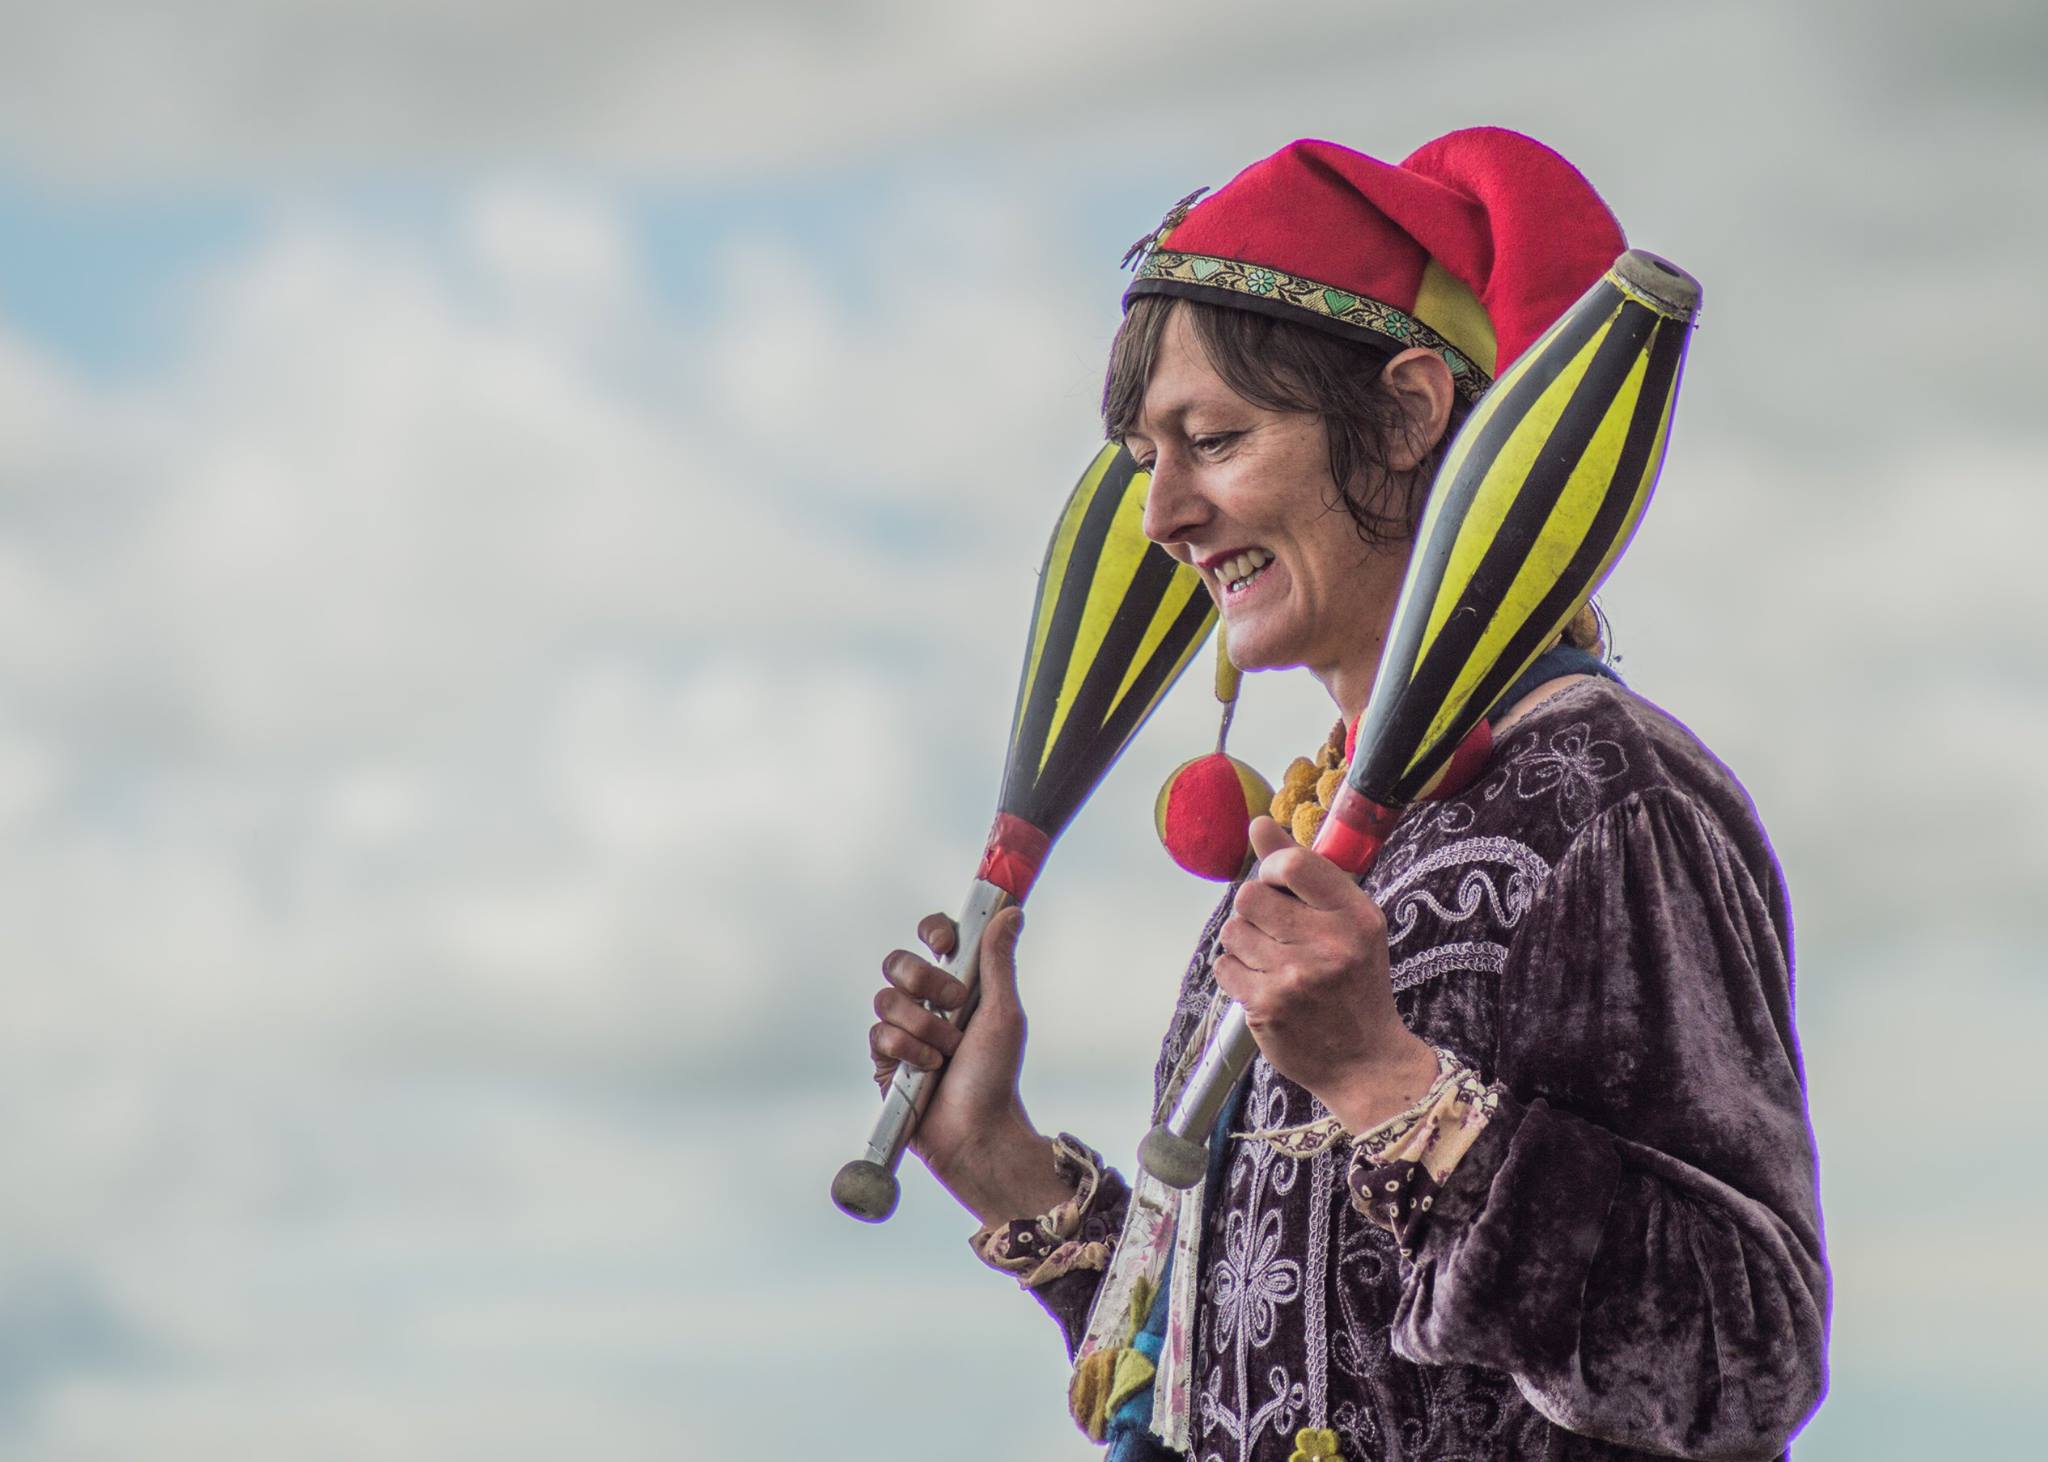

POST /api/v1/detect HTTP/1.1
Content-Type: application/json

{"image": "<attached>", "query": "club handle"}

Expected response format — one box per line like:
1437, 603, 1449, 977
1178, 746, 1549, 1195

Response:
832, 878, 1013, 1222
1139, 1001, 1258, 1188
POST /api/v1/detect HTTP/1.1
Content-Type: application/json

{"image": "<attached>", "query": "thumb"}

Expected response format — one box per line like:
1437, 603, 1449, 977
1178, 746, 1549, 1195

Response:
975, 905, 1028, 1019
1247, 813, 1294, 864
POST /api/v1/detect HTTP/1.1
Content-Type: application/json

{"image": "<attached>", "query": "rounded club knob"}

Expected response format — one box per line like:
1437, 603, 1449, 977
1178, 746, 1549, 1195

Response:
832, 1159, 901, 1222
1139, 1123, 1210, 1190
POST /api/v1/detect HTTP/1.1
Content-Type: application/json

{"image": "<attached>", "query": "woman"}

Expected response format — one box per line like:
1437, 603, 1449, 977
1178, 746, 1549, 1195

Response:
868, 129, 1828, 1461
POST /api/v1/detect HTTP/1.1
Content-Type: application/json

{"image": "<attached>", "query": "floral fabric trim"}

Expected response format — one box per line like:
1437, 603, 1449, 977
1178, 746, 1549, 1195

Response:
1235, 1045, 1498, 1256
1129, 250, 1492, 402
1346, 1051, 1500, 1257
969, 1133, 1123, 1289
1238, 1045, 1459, 1159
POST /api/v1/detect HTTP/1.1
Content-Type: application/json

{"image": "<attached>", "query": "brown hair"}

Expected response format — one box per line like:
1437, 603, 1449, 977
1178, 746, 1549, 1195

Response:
1102, 294, 1604, 654
1102, 294, 1456, 545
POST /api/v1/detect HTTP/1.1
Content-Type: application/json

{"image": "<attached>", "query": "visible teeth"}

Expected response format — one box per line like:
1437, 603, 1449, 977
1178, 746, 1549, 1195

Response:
1221, 548, 1272, 590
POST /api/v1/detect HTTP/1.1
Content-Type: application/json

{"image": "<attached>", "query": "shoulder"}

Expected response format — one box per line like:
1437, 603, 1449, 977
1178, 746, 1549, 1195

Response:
1485, 677, 1790, 939
1490, 677, 1763, 826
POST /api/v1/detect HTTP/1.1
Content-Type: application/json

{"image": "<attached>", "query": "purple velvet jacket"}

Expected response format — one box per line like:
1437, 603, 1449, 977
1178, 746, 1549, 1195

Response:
1031, 680, 1828, 1461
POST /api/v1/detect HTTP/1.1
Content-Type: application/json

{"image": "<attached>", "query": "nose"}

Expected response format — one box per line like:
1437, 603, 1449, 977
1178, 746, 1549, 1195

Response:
1140, 445, 1209, 551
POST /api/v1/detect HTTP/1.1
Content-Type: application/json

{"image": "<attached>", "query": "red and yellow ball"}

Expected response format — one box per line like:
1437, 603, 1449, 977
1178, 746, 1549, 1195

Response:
1154, 753, 1275, 881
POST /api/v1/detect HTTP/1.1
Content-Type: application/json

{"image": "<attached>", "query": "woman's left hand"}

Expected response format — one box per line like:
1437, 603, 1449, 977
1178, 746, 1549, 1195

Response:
1214, 815, 1441, 1131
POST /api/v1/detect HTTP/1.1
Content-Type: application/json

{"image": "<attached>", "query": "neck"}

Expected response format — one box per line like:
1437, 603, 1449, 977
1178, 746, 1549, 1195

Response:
1314, 539, 1412, 723
1310, 647, 1380, 725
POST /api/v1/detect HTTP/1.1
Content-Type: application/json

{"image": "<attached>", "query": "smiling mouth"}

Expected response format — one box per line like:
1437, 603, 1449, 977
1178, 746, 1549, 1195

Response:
1216, 547, 1273, 596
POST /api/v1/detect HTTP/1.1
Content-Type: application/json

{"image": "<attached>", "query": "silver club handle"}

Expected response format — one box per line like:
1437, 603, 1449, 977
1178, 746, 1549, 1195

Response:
832, 877, 1013, 1222
1138, 1000, 1258, 1188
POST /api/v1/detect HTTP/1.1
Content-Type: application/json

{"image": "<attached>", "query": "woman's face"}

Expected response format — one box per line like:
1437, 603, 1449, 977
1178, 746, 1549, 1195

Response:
1124, 305, 1414, 715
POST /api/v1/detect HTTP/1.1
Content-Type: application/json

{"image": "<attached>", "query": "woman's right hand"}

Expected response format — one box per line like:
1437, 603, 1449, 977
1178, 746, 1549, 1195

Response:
869, 906, 1073, 1224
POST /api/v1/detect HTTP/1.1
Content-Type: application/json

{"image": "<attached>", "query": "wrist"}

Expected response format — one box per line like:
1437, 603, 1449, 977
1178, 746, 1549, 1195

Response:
1322, 1033, 1442, 1135
945, 1110, 1073, 1226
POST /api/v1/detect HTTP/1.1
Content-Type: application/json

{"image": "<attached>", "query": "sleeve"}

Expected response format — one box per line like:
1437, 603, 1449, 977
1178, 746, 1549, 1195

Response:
1388, 786, 1829, 1461
966, 1133, 1131, 1357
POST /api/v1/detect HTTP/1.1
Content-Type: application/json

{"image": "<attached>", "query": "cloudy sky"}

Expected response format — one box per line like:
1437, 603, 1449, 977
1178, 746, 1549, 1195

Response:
0, 1, 2041, 1457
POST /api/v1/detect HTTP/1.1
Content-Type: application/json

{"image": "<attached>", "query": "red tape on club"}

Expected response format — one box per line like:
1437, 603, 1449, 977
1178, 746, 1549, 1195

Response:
976, 813, 1053, 900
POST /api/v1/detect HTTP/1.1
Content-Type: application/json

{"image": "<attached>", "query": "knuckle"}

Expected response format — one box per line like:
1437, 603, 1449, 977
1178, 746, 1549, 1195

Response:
874, 1027, 921, 1066
887, 953, 937, 998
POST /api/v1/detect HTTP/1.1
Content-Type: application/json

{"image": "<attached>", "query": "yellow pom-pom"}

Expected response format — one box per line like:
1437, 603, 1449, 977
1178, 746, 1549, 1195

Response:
1068, 1347, 1119, 1440
1107, 1346, 1157, 1415
1214, 646, 1242, 703
1291, 800, 1326, 846
1315, 767, 1344, 806
1289, 1426, 1345, 1462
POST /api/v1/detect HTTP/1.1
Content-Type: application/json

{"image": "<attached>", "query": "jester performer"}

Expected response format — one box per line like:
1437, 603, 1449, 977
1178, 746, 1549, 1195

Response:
866, 128, 1828, 1461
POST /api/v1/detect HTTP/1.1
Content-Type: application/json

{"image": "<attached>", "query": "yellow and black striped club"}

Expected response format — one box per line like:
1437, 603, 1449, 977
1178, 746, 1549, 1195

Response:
1140, 251, 1703, 1190
833, 442, 1212, 1223
980, 443, 1216, 898
1346, 249, 1701, 813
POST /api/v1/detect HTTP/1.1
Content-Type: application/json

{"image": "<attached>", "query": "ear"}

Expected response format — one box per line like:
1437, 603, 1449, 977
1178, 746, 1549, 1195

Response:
1377, 347, 1457, 474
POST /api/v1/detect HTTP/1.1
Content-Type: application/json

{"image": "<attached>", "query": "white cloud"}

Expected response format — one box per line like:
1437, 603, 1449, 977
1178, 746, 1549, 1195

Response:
0, 5, 2044, 1454
0, 183, 1094, 1092
4, 0, 2039, 209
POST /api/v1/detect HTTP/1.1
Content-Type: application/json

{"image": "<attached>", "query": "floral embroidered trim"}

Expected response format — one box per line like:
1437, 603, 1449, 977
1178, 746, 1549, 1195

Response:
1347, 1053, 1499, 1256
1130, 251, 1493, 401
969, 1133, 1122, 1289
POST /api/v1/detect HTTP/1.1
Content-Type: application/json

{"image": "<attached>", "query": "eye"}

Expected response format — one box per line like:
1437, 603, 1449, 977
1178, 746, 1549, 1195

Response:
1191, 431, 1241, 457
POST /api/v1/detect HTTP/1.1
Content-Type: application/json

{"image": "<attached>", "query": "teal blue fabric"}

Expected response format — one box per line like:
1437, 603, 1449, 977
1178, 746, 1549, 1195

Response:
1488, 644, 1620, 728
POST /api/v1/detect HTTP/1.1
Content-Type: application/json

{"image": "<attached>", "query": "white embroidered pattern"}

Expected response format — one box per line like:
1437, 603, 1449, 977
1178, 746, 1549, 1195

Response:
1188, 818, 1553, 1459
1199, 1064, 1310, 1460
1481, 718, 1631, 830
1179, 686, 1637, 1459
1390, 939, 1510, 993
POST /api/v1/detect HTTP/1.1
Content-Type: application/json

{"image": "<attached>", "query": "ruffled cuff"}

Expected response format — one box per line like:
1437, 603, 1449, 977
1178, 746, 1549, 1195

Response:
1345, 1047, 1500, 1256
968, 1134, 1128, 1289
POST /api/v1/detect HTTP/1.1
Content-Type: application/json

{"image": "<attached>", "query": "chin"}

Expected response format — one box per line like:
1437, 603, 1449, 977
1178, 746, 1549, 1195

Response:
1217, 624, 1303, 675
